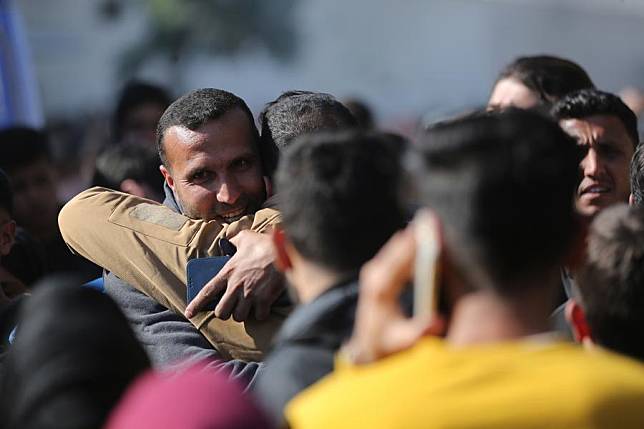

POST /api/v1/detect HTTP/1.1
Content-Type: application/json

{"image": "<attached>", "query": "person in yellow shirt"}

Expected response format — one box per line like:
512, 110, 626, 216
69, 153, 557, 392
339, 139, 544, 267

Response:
286, 109, 644, 429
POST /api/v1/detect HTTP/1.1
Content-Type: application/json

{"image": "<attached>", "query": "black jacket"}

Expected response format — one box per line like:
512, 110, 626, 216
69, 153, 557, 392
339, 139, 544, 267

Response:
254, 279, 358, 425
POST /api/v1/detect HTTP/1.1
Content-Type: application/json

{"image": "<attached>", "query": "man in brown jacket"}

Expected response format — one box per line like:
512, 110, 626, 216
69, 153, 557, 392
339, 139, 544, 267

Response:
61, 89, 286, 368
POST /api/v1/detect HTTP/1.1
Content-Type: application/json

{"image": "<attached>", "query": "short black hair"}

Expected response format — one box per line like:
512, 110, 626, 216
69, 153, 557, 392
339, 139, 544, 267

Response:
496, 55, 594, 105
577, 204, 644, 361
156, 88, 259, 168
259, 90, 357, 176
552, 89, 640, 147
0, 127, 51, 172
93, 145, 163, 194
0, 168, 13, 216
630, 143, 644, 207
408, 109, 581, 294
276, 130, 406, 273
114, 80, 171, 141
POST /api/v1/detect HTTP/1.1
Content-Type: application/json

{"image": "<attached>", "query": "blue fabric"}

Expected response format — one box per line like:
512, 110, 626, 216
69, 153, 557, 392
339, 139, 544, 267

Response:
83, 277, 104, 293
0, 0, 43, 127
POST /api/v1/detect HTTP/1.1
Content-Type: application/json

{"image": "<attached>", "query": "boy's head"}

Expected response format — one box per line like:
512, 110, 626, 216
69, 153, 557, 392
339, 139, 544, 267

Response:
259, 91, 357, 177
0, 127, 57, 240
93, 145, 164, 202
630, 143, 644, 207
553, 89, 639, 217
274, 130, 407, 298
408, 109, 581, 296
114, 80, 171, 146
570, 204, 644, 361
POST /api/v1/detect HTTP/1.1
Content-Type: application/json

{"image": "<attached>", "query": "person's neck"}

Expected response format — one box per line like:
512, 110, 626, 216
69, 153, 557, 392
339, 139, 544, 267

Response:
288, 257, 346, 305
446, 277, 557, 347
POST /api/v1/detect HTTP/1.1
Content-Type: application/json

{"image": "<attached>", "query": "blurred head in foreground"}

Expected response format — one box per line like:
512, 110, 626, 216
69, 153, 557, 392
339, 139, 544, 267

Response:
0, 276, 150, 429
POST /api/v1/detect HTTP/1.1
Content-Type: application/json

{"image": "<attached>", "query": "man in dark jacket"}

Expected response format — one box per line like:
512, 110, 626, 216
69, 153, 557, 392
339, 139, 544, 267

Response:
253, 130, 407, 425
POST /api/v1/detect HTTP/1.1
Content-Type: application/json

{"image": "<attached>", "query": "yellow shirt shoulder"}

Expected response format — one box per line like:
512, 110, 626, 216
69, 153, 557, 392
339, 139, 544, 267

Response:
286, 337, 644, 429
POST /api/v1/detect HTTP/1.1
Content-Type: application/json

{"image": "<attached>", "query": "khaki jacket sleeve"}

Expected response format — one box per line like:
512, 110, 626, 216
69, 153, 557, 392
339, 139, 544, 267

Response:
59, 187, 285, 361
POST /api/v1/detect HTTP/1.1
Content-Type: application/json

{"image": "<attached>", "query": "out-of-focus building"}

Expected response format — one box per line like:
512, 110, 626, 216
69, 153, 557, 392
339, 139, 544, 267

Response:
16, 0, 644, 124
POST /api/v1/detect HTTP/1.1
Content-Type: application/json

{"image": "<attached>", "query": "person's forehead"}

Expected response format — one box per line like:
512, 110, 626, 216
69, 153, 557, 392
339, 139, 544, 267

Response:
559, 115, 633, 148
488, 77, 540, 110
164, 110, 256, 166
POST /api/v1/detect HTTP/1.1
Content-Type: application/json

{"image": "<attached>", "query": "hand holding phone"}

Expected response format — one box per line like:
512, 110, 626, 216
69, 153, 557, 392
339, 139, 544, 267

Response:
413, 209, 442, 319
186, 256, 231, 311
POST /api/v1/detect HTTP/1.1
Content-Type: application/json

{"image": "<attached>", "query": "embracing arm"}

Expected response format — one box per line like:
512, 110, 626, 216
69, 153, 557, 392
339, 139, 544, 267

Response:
58, 187, 227, 310
58, 187, 285, 360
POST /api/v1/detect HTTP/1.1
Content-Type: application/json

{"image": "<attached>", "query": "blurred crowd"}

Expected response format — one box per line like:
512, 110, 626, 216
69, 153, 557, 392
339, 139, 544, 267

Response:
2, 54, 644, 428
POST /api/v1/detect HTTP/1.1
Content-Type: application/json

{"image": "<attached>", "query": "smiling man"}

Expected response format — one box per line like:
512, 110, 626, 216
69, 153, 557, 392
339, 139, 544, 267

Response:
60, 89, 286, 376
553, 89, 639, 218
157, 97, 266, 223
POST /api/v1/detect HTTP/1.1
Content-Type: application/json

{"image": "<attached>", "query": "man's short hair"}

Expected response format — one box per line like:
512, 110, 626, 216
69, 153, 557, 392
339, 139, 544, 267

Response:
276, 130, 406, 273
259, 91, 357, 176
156, 88, 260, 168
0, 127, 52, 172
577, 204, 644, 361
408, 109, 581, 294
630, 143, 644, 207
552, 89, 640, 147
114, 80, 171, 141
496, 55, 594, 105
93, 145, 163, 193
0, 168, 13, 216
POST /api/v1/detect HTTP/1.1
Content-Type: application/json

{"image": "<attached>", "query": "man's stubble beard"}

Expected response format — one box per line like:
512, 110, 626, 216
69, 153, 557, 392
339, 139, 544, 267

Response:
174, 190, 265, 222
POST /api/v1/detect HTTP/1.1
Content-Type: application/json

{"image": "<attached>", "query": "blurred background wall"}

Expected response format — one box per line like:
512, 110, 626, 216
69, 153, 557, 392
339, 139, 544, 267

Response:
16, 0, 644, 124
3, 0, 644, 198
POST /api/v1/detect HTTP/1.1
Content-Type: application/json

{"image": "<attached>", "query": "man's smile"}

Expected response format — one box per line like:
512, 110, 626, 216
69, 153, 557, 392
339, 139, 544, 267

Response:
217, 206, 247, 223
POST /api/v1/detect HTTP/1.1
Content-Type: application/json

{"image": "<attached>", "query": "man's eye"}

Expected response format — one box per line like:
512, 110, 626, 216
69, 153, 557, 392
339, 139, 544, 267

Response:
599, 145, 620, 159
577, 144, 590, 155
232, 159, 252, 171
191, 171, 211, 183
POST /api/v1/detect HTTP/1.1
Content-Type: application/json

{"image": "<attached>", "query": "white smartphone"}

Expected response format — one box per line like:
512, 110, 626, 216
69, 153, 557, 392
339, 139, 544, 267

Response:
413, 210, 441, 319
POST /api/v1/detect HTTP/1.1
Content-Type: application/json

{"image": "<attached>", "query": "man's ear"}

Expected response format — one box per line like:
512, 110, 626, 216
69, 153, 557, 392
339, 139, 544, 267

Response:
272, 228, 292, 272
159, 165, 174, 191
629, 193, 635, 206
565, 299, 591, 344
0, 220, 16, 256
